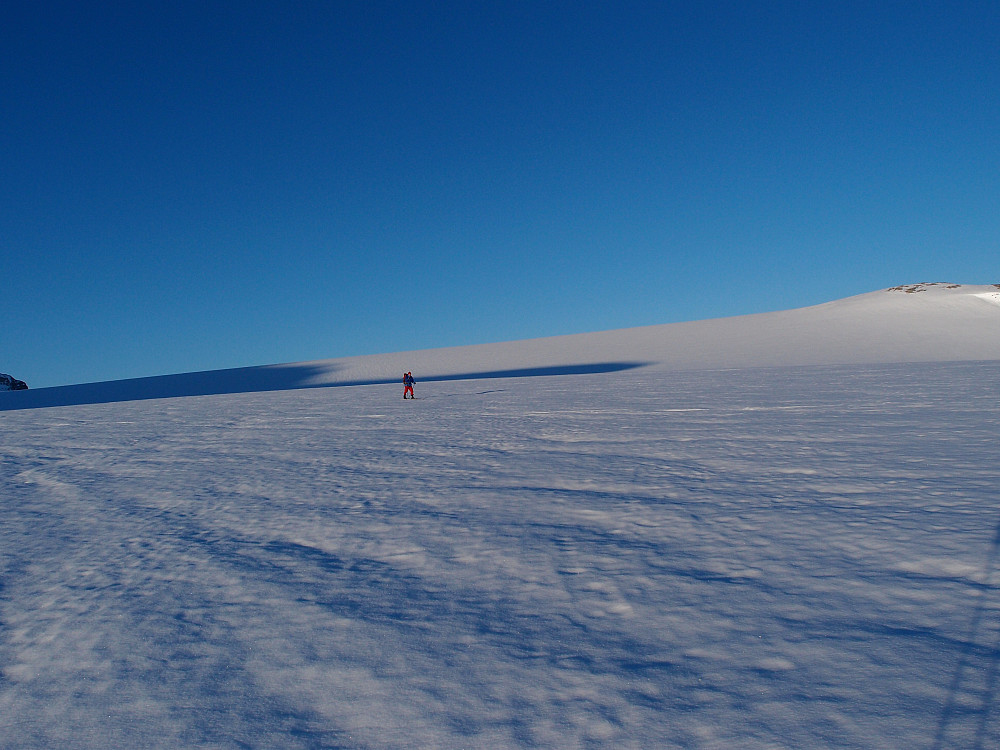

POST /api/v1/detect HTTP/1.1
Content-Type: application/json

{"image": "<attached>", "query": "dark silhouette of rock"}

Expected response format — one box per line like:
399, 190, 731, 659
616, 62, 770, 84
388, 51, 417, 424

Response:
0, 373, 28, 391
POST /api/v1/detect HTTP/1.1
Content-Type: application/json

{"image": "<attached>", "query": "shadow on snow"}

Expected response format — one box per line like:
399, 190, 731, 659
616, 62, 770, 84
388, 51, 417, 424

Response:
932, 518, 1000, 750
0, 362, 647, 411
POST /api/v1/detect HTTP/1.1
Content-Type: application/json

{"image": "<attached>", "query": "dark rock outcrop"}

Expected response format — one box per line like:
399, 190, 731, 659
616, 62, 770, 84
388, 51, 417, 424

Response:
0, 373, 28, 391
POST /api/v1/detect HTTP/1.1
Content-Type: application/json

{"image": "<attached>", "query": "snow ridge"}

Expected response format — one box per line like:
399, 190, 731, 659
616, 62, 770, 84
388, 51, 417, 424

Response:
2, 283, 998, 411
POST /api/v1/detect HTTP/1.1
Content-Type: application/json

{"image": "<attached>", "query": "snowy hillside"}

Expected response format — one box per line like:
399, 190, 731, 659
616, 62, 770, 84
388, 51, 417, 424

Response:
3, 282, 999, 410
323, 281, 1000, 384
2, 284, 999, 748
3, 361, 1000, 748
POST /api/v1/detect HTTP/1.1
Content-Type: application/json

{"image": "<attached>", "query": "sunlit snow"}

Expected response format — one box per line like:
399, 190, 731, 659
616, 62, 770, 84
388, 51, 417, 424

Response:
2, 285, 999, 748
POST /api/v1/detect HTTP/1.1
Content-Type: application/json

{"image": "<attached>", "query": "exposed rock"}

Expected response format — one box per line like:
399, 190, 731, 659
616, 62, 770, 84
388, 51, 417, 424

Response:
887, 282, 954, 293
0, 373, 28, 391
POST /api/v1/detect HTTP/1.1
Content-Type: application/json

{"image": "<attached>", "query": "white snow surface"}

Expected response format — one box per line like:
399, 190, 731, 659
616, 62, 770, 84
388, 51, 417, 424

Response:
321, 281, 1000, 383
3, 282, 1000, 409
2, 284, 1000, 748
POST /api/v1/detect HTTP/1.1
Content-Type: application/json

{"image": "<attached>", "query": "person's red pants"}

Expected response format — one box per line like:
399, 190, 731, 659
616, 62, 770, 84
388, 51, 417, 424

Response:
404, 385, 414, 398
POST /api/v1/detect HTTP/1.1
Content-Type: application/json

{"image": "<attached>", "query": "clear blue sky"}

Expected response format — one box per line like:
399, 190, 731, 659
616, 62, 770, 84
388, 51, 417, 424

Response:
4, 1, 998, 388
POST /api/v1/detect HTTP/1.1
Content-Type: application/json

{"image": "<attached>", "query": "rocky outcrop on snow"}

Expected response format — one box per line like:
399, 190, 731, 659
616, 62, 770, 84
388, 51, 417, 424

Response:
887, 281, 1000, 294
0, 373, 28, 391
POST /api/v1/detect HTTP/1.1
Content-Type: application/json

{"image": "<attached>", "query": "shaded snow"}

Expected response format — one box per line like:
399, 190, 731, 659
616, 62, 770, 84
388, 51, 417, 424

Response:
2, 283, 999, 410
1, 284, 1000, 748
2, 362, 999, 748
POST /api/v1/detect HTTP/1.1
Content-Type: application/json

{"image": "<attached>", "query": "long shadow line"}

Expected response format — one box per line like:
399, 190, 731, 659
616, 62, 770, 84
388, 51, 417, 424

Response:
976, 615, 1000, 748
931, 519, 1000, 749
0, 362, 647, 412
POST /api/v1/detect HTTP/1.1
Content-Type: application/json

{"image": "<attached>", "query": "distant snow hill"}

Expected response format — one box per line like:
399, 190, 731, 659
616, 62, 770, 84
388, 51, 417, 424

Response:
3, 282, 999, 411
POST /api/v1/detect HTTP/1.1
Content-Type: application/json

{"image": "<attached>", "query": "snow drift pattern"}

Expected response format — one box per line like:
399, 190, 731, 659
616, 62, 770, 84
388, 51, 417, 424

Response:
2, 361, 999, 748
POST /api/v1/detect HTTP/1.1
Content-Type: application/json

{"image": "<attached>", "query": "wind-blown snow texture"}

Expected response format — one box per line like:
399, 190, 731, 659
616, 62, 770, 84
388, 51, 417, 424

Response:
2, 285, 999, 748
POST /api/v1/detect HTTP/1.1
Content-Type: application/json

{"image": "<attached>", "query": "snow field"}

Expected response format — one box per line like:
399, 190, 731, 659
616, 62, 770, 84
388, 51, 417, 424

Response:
1, 361, 999, 748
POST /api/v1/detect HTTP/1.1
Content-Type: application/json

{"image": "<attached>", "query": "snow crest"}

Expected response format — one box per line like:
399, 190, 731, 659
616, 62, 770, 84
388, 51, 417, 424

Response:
2, 283, 999, 411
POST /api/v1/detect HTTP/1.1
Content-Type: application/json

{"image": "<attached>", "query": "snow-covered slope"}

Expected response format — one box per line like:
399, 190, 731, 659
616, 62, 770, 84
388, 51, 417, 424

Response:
3, 286, 1000, 748
3, 282, 999, 410
316, 282, 1000, 384
3, 359, 999, 748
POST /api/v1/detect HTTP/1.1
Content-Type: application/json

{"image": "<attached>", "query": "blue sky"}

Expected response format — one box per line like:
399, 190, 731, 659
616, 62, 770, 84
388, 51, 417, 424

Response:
4, 1, 998, 388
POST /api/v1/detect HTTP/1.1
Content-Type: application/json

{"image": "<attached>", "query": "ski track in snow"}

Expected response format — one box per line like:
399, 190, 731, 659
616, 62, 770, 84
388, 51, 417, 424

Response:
1, 362, 999, 749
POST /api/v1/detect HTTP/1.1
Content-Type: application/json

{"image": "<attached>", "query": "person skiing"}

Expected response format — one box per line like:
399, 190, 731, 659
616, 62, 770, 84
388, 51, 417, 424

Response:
403, 371, 415, 399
